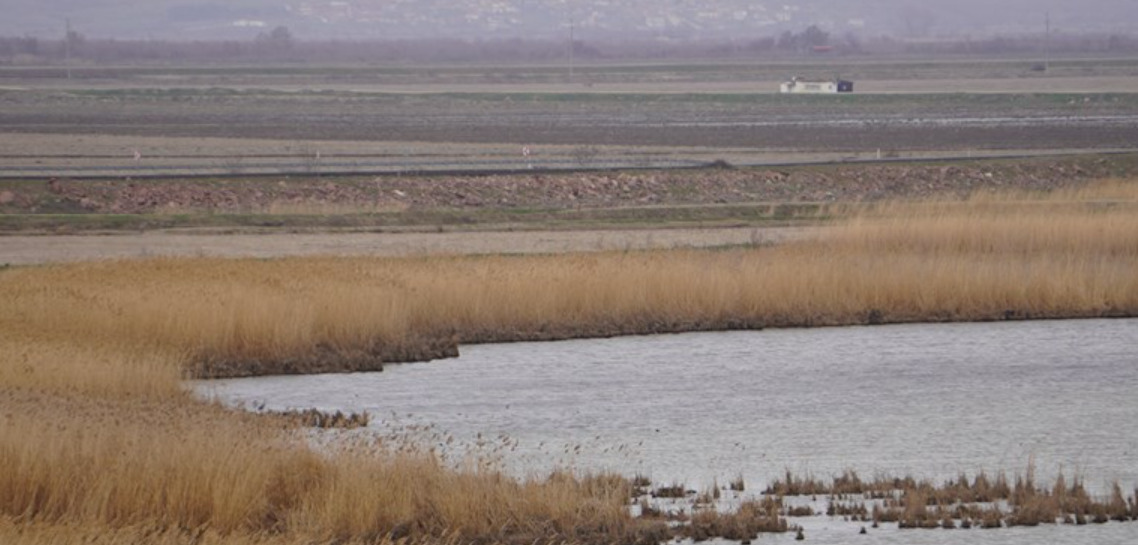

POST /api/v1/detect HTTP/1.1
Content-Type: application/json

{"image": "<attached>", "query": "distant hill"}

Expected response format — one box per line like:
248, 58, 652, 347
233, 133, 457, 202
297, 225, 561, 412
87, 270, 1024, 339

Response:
4, 1, 1137, 41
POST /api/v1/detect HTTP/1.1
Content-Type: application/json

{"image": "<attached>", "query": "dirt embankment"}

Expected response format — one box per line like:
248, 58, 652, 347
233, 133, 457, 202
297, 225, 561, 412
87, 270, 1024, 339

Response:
0, 228, 811, 266
4, 155, 1130, 215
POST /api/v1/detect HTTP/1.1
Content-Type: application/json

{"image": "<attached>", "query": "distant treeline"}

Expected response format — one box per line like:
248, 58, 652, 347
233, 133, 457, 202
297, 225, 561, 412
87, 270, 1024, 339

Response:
2, 28, 1136, 65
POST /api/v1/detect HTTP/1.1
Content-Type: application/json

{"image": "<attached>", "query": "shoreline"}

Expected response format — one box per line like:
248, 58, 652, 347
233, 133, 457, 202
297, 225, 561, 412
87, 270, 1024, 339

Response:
197, 310, 1138, 379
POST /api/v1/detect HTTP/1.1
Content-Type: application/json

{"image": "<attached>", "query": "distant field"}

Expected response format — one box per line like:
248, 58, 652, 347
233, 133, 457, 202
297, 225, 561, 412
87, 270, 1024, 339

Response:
3, 56, 1138, 89
2, 57, 1137, 173
1, 89, 1136, 165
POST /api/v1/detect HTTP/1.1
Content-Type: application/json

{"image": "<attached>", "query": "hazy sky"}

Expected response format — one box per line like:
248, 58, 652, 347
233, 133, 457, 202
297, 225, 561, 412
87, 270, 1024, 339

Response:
4, 1, 1137, 41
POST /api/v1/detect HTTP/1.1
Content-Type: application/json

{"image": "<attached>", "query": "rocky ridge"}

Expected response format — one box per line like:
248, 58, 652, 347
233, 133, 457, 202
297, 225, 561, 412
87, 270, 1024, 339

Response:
9, 156, 1124, 216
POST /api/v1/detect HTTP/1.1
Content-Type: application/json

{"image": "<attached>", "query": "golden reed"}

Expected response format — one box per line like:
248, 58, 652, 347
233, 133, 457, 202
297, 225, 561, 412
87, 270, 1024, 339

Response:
5, 180, 1136, 380
1, 179, 1136, 543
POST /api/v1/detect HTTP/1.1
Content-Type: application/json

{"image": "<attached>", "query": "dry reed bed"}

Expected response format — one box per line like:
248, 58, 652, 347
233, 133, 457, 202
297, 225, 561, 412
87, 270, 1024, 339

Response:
762, 466, 1138, 529
3, 182, 1137, 379
0, 387, 654, 545
1, 180, 1137, 543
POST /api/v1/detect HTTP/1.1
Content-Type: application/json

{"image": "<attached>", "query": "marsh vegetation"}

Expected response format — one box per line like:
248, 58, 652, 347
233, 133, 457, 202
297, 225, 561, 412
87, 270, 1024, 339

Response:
1, 180, 1137, 543
5, 179, 1135, 377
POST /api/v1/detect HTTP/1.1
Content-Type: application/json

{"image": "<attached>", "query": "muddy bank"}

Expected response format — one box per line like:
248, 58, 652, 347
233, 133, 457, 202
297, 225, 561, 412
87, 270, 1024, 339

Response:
192, 336, 460, 379
190, 307, 1137, 380
447, 306, 1137, 345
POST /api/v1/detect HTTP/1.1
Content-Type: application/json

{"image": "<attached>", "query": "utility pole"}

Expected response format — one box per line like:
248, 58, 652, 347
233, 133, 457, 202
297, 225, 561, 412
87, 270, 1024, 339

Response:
1044, 11, 1051, 73
64, 18, 72, 80
567, 10, 575, 81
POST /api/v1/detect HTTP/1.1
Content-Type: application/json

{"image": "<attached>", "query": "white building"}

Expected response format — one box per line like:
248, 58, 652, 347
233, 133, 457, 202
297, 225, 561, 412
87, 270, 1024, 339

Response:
780, 77, 854, 94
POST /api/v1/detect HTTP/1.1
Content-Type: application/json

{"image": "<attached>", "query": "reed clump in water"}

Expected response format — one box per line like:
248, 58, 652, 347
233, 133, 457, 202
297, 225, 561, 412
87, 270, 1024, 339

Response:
762, 471, 831, 497
267, 408, 371, 429
651, 484, 689, 499
766, 471, 918, 499
767, 466, 1137, 530
827, 501, 868, 519
785, 505, 815, 517
729, 475, 746, 492
683, 500, 791, 541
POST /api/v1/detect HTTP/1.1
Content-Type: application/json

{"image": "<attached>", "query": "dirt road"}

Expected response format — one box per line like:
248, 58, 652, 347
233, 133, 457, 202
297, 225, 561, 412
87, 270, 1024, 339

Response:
0, 226, 812, 266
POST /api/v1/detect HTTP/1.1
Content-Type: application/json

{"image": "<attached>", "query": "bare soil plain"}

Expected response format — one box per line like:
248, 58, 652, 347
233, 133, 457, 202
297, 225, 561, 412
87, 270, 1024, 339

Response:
3, 57, 1138, 260
3, 57, 1138, 170
3, 88, 1137, 155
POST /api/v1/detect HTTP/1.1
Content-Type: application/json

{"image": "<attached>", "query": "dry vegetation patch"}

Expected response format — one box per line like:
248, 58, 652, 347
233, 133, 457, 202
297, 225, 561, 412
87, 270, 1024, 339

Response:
765, 466, 1137, 529
4, 180, 1136, 377
1, 179, 1137, 543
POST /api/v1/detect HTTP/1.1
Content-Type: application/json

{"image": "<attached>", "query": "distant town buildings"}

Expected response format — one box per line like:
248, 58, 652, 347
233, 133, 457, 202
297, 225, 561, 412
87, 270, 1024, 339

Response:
4, 0, 1137, 42
286, 0, 846, 40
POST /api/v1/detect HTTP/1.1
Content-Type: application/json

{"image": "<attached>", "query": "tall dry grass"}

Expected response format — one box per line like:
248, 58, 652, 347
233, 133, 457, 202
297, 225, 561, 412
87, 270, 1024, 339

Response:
0, 333, 182, 398
1, 178, 1136, 543
3, 179, 1136, 380
0, 386, 645, 544
0, 391, 315, 533
0, 261, 661, 544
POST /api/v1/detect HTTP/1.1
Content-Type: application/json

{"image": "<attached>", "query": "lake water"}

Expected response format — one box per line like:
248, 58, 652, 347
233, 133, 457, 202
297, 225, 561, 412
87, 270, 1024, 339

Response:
199, 318, 1138, 544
